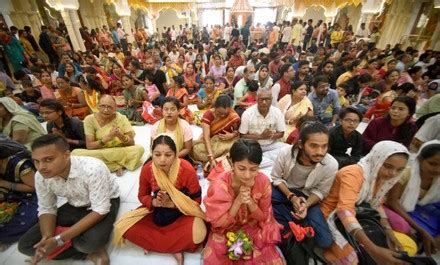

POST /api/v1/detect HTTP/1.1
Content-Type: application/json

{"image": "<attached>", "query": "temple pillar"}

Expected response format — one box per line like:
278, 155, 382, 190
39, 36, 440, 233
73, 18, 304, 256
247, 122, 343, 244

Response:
113, 0, 135, 43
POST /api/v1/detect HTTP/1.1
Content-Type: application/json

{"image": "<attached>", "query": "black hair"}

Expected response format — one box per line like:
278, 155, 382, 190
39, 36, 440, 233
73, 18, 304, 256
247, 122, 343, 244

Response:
172, 75, 185, 87
407, 66, 422, 76
130, 60, 141, 69
144, 73, 154, 82
388, 96, 416, 144
291, 121, 328, 157
298, 60, 309, 68
392, 82, 416, 95
0, 136, 30, 159
348, 59, 362, 71
391, 96, 416, 116
22, 78, 33, 88
339, 106, 363, 121
279, 63, 292, 77
39, 99, 73, 133
204, 75, 215, 84
151, 134, 177, 154
79, 74, 101, 92
161, 96, 181, 109
419, 143, 440, 160
214, 94, 232, 108
358, 73, 372, 84
385, 69, 400, 79
31, 134, 70, 152
247, 80, 259, 92
291, 81, 307, 92
229, 139, 262, 165
312, 75, 329, 88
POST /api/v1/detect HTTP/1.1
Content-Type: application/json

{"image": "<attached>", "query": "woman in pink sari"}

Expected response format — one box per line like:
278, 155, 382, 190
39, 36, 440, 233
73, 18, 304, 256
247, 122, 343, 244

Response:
203, 139, 285, 265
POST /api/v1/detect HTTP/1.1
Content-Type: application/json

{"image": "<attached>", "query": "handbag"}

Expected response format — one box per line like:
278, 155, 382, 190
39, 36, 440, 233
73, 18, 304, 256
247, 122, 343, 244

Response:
279, 220, 317, 265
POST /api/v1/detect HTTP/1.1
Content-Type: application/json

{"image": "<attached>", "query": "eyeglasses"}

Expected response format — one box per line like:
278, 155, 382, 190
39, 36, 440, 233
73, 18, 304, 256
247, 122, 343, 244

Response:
342, 118, 360, 124
98, 105, 114, 110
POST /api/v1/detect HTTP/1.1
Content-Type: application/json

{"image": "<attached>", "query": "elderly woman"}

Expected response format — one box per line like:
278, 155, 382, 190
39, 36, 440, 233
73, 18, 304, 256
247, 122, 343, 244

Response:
71, 95, 144, 176
321, 141, 416, 264
54, 76, 89, 119
192, 95, 240, 168
277, 81, 313, 139
0, 136, 38, 249
0, 97, 45, 149
40, 99, 86, 150
203, 139, 284, 264
150, 97, 193, 159
113, 135, 206, 265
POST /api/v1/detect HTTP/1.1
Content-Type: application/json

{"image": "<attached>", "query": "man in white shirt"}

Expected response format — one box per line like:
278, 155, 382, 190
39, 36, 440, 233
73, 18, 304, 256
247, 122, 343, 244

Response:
239, 89, 287, 153
355, 23, 369, 39
281, 22, 292, 46
19, 134, 120, 265
411, 114, 440, 151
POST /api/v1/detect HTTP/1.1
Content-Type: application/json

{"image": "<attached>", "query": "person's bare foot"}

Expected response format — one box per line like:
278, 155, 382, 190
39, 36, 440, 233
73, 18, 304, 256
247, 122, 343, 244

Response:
87, 248, 109, 265
173, 252, 184, 265
116, 168, 124, 177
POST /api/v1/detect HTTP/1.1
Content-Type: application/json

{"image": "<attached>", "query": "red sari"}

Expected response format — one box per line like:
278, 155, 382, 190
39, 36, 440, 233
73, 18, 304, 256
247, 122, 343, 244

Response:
123, 160, 202, 253
203, 171, 284, 265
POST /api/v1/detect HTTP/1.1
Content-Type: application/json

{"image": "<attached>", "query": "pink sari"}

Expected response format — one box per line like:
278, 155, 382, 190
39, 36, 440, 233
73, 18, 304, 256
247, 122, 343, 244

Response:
203, 171, 284, 265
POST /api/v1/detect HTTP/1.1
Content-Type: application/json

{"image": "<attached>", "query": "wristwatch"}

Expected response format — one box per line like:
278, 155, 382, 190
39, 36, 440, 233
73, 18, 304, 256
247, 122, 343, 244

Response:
54, 235, 65, 247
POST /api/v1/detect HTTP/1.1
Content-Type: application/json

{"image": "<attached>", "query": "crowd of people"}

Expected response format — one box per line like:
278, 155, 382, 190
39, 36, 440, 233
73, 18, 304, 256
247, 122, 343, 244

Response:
0, 16, 440, 265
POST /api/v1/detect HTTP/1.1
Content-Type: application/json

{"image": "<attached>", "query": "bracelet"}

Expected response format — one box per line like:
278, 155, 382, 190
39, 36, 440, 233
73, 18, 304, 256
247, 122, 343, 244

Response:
287, 193, 295, 201
352, 228, 362, 239
9, 183, 17, 191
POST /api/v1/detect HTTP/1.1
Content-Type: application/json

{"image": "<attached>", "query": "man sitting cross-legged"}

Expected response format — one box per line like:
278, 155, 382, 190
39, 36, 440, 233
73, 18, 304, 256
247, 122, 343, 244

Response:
18, 134, 120, 265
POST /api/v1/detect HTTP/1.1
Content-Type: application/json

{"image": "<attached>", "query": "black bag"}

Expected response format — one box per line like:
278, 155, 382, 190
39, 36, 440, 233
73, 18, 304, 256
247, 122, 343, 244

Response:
335, 204, 388, 265
279, 221, 317, 265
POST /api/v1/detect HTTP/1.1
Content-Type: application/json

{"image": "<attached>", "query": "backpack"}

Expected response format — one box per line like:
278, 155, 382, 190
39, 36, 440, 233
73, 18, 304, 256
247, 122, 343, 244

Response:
334, 204, 391, 265
279, 221, 317, 265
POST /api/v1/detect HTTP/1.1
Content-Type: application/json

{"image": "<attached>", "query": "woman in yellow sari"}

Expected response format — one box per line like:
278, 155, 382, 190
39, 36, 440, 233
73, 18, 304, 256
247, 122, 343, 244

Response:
112, 134, 206, 265
192, 95, 240, 169
277, 81, 313, 139
71, 95, 144, 176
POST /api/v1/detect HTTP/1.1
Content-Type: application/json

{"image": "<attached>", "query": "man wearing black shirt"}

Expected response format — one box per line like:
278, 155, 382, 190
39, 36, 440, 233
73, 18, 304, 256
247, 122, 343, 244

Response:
140, 57, 167, 95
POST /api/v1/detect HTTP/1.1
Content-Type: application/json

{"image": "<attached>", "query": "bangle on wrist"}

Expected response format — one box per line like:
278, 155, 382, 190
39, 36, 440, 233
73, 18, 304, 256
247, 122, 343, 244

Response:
287, 193, 295, 201
54, 234, 65, 247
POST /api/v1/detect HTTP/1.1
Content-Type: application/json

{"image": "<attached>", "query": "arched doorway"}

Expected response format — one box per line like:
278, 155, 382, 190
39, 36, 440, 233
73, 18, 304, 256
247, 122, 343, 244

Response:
303, 5, 326, 23
156, 9, 187, 35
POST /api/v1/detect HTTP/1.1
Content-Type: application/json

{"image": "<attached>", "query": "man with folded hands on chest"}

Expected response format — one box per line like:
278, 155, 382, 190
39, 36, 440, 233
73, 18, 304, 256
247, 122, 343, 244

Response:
18, 134, 120, 265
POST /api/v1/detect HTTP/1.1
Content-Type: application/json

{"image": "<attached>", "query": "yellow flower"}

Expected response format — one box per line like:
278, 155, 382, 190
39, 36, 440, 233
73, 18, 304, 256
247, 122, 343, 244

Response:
226, 240, 232, 247
226, 232, 236, 242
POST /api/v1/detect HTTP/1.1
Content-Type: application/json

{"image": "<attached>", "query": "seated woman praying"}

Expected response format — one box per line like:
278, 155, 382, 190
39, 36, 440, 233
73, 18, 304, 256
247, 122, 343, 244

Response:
192, 95, 240, 169
320, 141, 417, 265
0, 136, 37, 249
385, 140, 440, 255
150, 97, 193, 159
113, 134, 206, 265
71, 95, 144, 176
40, 99, 86, 150
203, 139, 284, 264
0, 97, 45, 150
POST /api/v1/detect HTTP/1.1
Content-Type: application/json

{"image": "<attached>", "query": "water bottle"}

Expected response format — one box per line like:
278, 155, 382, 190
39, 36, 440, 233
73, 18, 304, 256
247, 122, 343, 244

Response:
196, 164, 204, 180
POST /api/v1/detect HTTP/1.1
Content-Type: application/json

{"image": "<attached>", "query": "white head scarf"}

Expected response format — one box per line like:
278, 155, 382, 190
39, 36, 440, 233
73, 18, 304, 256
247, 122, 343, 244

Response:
400, 140, 440, 211
357, 140, 410, 209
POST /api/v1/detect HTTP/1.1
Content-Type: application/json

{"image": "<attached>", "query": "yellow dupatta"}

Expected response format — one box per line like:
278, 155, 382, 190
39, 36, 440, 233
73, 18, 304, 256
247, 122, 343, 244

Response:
157, 118, 184, 152
84, 90, 99, 113
113, 135, 205, 246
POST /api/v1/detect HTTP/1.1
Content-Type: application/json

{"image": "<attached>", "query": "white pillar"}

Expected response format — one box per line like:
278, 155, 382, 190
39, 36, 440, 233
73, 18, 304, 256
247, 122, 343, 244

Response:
113, 0, 134, 43
121, 16, 134, 43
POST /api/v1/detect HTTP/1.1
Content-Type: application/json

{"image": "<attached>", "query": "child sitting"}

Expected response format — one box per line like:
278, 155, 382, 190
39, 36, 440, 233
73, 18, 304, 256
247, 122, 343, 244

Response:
144, 73, 162, 106
237, 80, 259, 110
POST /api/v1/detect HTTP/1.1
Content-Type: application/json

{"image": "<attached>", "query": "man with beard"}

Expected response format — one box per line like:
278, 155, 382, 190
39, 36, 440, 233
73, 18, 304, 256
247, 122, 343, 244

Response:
271, 121, 338, 249
308, 75, 341, 126
319, 60, 335, 89
140, 57, 167, 96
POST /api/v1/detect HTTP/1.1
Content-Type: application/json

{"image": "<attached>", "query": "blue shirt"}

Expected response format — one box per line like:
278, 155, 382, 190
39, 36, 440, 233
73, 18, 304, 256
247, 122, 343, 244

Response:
308, 89, 341, 119
112, 30, 120, 45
